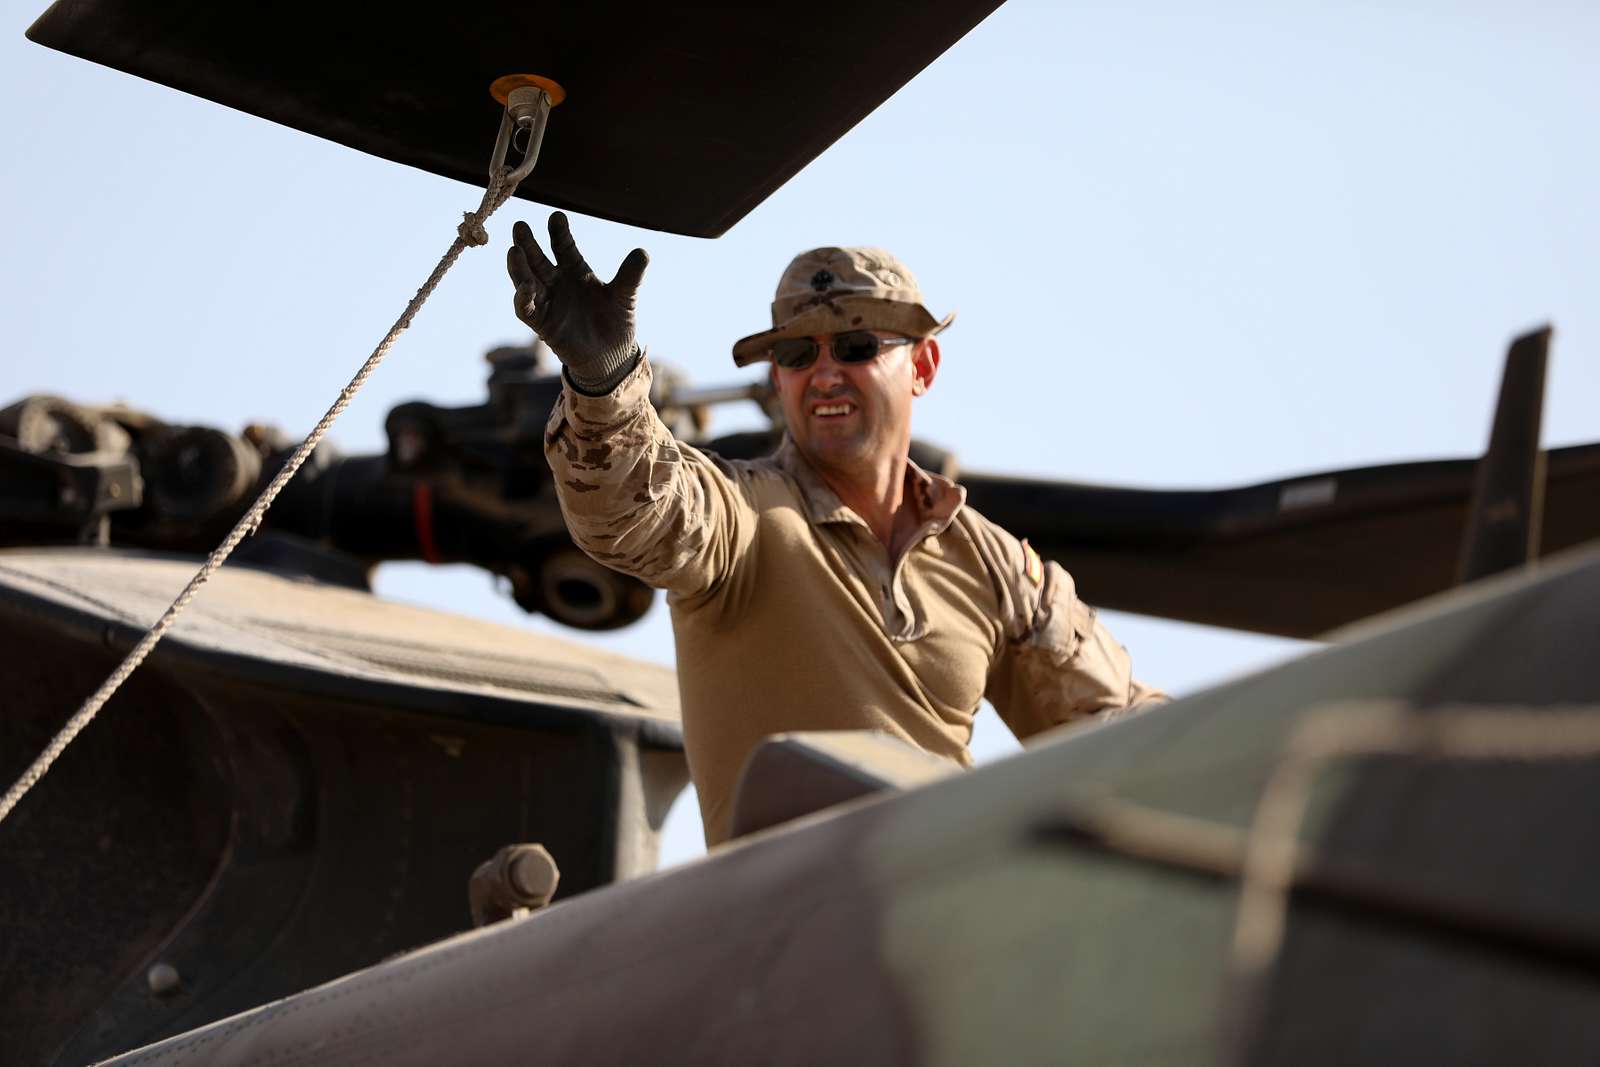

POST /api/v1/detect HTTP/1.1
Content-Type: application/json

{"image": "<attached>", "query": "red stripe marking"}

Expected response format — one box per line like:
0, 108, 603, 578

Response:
412, 482, 441, 564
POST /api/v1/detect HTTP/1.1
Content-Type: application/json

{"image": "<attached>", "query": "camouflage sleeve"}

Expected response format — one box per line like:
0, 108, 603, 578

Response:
543, 356, 755, 599
968, 514, 1169, 739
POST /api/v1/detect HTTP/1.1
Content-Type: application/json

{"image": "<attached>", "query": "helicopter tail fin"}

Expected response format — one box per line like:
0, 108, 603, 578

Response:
1457, 326, 1551, 584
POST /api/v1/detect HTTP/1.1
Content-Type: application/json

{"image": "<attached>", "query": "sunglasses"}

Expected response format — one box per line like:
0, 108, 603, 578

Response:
770, 331, 918, 370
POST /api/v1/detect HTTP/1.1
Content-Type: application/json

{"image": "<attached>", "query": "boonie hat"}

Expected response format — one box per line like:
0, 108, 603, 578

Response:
731, 246, 955, 367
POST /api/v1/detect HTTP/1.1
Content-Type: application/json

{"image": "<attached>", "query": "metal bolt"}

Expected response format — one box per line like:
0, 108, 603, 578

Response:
468, 843, 560, 927
507, 846, 560, 902
147, 962, 182, 997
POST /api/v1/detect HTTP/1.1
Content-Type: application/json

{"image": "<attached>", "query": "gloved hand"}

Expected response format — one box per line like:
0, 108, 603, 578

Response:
507, 212, 649, 395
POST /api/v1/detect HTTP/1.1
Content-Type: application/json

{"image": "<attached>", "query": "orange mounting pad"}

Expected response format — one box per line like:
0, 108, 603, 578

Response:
489, 74, 566, 107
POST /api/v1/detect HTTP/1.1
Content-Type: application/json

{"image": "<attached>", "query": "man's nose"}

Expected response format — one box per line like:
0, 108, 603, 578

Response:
810, 343, 847, 388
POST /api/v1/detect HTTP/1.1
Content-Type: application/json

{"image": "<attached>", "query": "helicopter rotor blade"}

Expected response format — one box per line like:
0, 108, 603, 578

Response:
962, 439, 1600, 640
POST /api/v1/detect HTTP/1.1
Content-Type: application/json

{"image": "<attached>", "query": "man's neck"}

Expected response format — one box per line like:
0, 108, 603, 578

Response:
815, 453, 919, 555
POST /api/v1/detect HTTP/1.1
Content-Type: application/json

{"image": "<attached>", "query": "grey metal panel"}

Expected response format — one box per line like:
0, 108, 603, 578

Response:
0, 547, 681, 738
98, 547, 1600, 1066
0, 547, 688, 1062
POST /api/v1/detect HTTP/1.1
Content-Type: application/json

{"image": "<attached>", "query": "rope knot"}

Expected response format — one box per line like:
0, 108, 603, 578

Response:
458, 211, 490, 247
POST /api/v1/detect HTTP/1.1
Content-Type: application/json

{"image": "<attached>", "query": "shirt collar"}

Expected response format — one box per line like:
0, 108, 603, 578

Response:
774, 434, 966, 533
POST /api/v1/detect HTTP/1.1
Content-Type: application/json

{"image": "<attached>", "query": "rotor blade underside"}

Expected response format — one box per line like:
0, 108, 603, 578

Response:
26, 0, 1003, 237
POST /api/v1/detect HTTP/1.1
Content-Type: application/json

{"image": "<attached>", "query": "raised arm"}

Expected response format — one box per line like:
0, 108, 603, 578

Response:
507, 212, 648, 396
509, 213, 753, 600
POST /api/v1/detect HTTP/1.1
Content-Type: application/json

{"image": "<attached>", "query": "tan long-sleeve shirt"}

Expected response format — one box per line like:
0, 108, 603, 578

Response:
546, 358, 1165, 844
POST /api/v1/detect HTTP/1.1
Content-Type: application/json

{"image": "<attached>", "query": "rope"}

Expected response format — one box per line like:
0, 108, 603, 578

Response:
0, 172, 520, 827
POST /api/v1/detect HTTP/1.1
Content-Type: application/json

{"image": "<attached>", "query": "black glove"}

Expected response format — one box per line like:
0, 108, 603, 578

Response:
507, 212, 649, 395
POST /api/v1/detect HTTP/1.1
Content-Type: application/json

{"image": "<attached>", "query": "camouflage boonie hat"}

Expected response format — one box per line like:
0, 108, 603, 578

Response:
731, 246, 955, 367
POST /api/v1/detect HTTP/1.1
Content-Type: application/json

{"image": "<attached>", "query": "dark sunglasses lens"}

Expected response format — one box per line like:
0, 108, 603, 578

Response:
771, 339, 818, 369
835, 331, 883, 363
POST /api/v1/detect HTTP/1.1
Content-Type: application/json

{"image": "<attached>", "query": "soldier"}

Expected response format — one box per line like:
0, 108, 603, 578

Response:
508, 213, 1166, 846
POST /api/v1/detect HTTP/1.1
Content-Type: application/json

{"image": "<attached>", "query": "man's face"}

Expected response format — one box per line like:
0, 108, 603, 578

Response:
769, 330, 940, 478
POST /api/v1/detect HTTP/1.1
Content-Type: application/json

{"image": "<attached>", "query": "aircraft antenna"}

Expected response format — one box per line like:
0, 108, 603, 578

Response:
0, 79, 564, 828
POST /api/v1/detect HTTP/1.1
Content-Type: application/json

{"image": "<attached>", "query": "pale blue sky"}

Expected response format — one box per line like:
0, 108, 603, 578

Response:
4, 1, 1596, 864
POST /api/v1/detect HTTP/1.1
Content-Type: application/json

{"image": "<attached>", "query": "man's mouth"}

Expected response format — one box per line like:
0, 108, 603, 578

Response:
811, 402, 856, 418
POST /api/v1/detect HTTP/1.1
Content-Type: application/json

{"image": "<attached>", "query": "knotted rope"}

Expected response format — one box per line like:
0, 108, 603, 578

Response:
0, 171, 520, 826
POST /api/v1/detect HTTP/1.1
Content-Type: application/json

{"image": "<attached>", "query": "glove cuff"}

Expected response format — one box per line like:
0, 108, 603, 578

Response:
566, 340, 643, 397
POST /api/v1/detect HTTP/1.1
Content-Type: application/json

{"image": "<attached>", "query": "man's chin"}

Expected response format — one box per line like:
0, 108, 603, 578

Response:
794, 435, 872, 475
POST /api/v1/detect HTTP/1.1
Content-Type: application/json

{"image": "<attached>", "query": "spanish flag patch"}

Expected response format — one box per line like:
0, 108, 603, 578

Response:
1022, 540, 1044, 588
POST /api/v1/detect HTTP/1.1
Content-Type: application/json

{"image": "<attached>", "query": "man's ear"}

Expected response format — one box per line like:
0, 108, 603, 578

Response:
911, 337, 941, 397
768, 362, 781, 394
